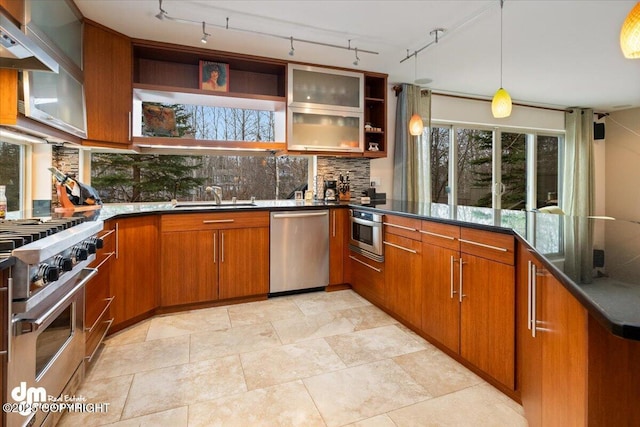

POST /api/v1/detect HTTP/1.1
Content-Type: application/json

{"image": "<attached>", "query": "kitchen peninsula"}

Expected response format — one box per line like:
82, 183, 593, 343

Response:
87, 199, 640, 426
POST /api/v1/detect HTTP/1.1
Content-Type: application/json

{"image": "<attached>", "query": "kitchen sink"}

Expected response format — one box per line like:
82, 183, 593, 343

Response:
173, 202, 257, 209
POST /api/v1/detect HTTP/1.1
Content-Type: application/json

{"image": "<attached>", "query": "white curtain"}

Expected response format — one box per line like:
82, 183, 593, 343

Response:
562, 108, 594, 216
393, 84, 431, 202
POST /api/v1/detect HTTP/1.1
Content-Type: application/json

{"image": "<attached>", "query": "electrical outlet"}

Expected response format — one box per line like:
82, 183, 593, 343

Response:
370, 177, 381, 188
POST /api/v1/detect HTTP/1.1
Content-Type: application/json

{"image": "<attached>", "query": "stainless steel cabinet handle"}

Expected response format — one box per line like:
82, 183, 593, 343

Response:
85, 318, 114, 363
450, 256, 458, 299
458, 238, 508, 252
115, 222, 119, 259
419, 230, 456, 241
128, 111, 132, 141
527, 260, 533, 331
221, 232, 225, 263
532, 263, 537, 337
332, 211, 336, 237
203, 219, 234, 224
85, 296, 115, 333
0, 280, 9, 359
213, 231, 217, 264
459, 258, 466, 303
383, 222, 417, 232
95, 251, 115, 270
383, 240, 417, 254
349, 255, 382, 272
272, 212, 328, 219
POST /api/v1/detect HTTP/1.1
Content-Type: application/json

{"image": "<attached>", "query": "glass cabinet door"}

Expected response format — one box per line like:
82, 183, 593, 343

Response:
288, 65, 363, 112
288, 108, 363, 152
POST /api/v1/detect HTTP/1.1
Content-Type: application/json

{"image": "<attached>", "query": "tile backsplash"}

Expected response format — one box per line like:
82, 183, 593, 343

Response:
316, 157, 370, 199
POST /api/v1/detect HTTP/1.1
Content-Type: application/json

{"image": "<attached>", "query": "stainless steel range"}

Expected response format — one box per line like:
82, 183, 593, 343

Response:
2, 217, 103, 427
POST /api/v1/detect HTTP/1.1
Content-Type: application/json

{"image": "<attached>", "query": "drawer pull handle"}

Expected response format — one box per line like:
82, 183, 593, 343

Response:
419, 230, 456, 241
203, 219, 235, 224
458, 238, 508, 252
383, 222, 417, 232
349, 255, 382, 272
85, 318, 114, 363
86, 296, 115, 333
95, 251, 115, 270
383, 240, 417, 254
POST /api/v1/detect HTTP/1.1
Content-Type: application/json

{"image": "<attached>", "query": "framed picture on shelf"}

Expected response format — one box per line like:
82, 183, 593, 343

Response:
199, 60, 229, 92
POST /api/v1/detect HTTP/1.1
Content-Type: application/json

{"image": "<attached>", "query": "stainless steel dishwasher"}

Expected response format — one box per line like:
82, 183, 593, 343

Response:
270, 210, 329, 294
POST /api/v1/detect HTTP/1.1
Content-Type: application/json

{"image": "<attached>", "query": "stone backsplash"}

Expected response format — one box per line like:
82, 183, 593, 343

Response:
316, 157, 370, 200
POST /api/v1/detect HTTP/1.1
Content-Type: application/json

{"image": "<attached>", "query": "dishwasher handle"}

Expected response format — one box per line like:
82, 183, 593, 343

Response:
272, 211, 329, 219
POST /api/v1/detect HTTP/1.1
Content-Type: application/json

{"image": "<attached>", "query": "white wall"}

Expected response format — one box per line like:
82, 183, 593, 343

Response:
371, 92, 566, 200
605, 107, 640, 221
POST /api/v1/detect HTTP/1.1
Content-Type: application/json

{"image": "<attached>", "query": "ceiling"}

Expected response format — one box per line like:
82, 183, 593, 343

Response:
75, 0, 640, 113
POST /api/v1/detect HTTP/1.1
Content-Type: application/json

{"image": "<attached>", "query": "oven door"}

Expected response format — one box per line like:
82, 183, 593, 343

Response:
349, 216, 383, 257
7, 268, 95, 427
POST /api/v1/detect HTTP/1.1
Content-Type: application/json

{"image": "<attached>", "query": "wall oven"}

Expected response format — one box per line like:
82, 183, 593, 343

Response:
349, 209, 384, 262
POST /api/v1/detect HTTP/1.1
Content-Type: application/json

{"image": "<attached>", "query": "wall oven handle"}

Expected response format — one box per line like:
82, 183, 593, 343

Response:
15, 268, 97, 331
349, 255, 382, 272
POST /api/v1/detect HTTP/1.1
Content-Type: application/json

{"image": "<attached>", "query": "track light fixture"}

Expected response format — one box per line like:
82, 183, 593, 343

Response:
201, 21, 211, 44
155, 0, 167, 20
153, 3, 378, 64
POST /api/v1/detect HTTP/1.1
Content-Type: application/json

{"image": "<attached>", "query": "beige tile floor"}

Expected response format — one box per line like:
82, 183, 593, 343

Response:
59, 290, 528, 427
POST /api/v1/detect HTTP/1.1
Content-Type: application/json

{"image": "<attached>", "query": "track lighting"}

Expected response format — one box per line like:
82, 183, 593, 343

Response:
201, 21, 211, 44
353, 48, 360, 66
289, 36, 295, 56
155, 0, 167, 20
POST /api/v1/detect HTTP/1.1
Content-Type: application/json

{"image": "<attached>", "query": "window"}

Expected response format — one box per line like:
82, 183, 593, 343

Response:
0, 140, 23, 213
429, 124, 563, 213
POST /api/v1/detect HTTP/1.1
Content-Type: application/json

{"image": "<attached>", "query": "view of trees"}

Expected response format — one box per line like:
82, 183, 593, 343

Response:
92, 103, 307, 203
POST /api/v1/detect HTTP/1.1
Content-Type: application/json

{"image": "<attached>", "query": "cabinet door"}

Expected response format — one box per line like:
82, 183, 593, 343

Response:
288, 65, 363, 111
160, 230, 218, 306
384, 233, 422, 328
349, 251, 385, 307
109, 217, 158, 329
329, 209, 348, 285
422, 243, 460, 353
516, 248, 543, 427
540, 273, 587, 427
460, 254, 515, 389
218, 227, 269, 299
84, 22, 132, 145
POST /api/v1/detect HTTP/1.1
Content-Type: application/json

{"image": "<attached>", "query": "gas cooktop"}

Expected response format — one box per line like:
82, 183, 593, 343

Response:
0, 217, 86, 257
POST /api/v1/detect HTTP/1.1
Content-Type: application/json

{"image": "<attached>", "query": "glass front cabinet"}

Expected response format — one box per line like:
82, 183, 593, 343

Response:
287, 64, 364, 152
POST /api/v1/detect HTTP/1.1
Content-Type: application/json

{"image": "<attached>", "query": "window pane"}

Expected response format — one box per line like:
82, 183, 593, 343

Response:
430, 127, 449, 203
0, 141, 21, 211
537, 135, 560, 208
456, 128, 492, 207
501, 132, 527, 210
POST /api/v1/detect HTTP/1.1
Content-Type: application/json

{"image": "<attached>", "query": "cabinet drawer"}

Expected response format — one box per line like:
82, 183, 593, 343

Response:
348, 250, 385, 305
161, 211, 270, 232
420, 221, 460, 251
460, 227, 514, 265
383, 232, 422, 255
383, 215, 421, 240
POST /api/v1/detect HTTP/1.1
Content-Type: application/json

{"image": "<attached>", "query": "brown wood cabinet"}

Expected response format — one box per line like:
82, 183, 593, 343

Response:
329, 208, 348, 285
0, 69, 18, 126
0, 0, 24, 24
108, 216, 159, 332
384, 230, 422, 328
517, 243, 588, 427
160, 211, 269, 307
348, 250, 385, 306
363, 73, 387, 158
83, 21, 133, 147
420, 221, 461, 353
85, 225, 116, 364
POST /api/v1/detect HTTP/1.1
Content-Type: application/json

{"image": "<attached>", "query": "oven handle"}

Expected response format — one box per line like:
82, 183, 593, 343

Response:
351, 217, 382, 227
15, 268, 98, 331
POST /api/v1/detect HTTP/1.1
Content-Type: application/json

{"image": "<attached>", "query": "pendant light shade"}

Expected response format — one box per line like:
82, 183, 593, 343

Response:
492, 87, 512, 118
620, 2, 640, 58
409, 113, 424, 136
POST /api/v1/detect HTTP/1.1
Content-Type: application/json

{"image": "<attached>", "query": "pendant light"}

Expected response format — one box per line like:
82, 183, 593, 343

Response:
409, 54, 424, 136
620, 2, 640, 58
492, 0, 512, 118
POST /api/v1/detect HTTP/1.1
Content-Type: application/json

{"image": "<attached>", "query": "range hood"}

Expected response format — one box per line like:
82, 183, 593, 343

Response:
0, 12, 58, 72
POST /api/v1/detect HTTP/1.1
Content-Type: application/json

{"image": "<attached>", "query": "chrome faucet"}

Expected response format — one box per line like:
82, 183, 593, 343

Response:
205, 186, 223, 205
